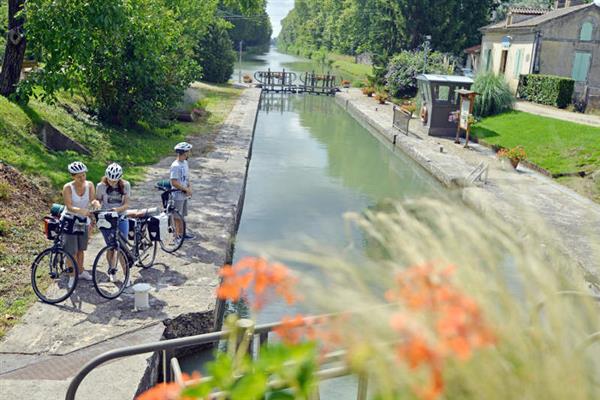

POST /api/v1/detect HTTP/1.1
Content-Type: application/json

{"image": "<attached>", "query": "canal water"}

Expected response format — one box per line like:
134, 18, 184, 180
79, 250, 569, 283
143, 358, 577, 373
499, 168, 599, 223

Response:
182, 47, 445, 397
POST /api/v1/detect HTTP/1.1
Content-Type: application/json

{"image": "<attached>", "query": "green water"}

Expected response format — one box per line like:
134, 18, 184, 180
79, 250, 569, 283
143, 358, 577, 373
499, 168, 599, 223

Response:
184, 48, 445, 397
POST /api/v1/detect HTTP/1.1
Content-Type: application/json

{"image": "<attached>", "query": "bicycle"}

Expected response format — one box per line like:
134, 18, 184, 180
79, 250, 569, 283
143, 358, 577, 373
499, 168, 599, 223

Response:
91, 210, 158, 299
31, 205, 84, 304
155, 180, 186, 253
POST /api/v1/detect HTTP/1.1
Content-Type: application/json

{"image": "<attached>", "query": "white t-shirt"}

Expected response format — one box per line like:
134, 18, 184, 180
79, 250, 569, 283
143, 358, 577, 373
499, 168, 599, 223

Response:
169, 160, 189, 201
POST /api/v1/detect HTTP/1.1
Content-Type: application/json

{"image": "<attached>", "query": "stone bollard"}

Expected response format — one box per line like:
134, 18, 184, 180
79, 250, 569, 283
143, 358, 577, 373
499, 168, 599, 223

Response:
133, 283, 152, 311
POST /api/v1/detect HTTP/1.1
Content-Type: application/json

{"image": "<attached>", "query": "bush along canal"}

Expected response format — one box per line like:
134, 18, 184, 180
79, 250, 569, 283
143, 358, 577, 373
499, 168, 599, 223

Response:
180, 92, 448, 398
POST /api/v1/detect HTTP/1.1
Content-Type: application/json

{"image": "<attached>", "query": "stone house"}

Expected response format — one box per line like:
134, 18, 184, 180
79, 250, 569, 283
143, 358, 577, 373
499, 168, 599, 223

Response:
479, 0, 600, 108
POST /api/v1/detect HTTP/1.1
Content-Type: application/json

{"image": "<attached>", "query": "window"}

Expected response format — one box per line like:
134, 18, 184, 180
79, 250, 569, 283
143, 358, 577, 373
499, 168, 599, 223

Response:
499, 50, 508, 75
437, 85, 450, 102
580, 22, 593, 41
485, 49, 493, 72
513, 49, 523, 79
572, 52, 592, 82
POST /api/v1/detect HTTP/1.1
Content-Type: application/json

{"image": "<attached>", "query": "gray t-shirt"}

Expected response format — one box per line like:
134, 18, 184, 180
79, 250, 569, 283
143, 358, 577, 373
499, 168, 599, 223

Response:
170, 160, 189, 201
96, 181, 131, 210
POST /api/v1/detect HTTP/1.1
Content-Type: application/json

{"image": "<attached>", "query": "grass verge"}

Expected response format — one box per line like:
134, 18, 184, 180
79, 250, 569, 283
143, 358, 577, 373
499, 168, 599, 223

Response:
472, 110, 600, 202
280, 53, 372, 87
0, 82, 242, 339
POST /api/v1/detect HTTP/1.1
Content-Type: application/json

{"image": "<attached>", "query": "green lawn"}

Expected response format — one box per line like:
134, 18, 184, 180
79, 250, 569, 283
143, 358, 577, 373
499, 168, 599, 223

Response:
281, 53, 372, 87
0, 83, 241, 190
472, 111, 600, 175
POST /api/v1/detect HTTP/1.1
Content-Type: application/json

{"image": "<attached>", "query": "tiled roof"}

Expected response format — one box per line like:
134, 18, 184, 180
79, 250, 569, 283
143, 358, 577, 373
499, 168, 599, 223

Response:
508, 6, 548, 15
482, 3, 594, 31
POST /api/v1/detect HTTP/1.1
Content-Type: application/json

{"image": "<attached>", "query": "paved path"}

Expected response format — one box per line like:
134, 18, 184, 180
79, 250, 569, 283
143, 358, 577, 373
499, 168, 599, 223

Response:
0, 88, 261, 399
514, 101, 600, 127
337, 89, 600, 279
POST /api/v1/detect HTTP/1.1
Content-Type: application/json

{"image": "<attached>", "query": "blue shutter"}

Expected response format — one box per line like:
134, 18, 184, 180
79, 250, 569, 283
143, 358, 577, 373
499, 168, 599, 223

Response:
513, 49, 523, 79
572, 52, 592, 82
580, 23, 593, 41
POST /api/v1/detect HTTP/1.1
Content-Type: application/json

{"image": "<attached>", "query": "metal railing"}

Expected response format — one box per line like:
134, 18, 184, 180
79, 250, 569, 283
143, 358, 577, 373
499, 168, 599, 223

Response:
392, 106, 412, 136
66, 317, 367, 400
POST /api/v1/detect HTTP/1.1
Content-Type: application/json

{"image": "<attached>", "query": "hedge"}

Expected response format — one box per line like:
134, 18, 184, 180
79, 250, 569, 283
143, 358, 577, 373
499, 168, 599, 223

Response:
517, 74, 574, 109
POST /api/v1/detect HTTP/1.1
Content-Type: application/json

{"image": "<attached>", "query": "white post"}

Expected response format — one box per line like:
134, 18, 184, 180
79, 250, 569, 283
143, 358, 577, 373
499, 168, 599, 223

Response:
238, 40, 243, 83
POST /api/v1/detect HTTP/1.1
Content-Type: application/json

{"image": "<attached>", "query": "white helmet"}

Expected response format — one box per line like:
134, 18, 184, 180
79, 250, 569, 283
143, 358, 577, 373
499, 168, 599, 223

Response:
67, 161, 87, 174
105, 163, 123, 180
174, 142, 192, 152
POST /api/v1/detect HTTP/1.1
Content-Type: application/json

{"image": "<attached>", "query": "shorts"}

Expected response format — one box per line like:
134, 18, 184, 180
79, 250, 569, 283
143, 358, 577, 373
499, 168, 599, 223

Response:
174, 199, 188, 217
100, 218, 129, 245
63, 228, 89, 255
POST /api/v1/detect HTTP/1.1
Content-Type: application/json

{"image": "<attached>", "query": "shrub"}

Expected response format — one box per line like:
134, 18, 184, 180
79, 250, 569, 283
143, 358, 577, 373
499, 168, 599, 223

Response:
385, 50, 455, 98
361, 86, 375, 97
196, 21, 236, 84
472, 73, 515, 118
0, 181, 11, 201
518, 74, 574, 109
0, 219, 9, 237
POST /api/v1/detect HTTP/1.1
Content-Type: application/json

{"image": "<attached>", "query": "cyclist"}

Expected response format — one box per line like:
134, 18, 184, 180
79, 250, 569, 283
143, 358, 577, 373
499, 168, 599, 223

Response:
62, 161, 100, 288
96, 163, 132, 288
170, 142, 194, 240
96, 163, 130, 244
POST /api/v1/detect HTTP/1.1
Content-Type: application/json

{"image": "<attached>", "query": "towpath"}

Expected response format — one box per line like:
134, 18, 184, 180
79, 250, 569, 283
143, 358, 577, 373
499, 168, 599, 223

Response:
0, 88, 261, 399
337, 89, 600, 278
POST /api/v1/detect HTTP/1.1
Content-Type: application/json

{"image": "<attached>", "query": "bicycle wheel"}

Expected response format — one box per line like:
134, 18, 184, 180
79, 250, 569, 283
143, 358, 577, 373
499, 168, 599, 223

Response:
31, 248, 78, 304
92, 245, 130, 299
137, 226, 157, 269
159, 210, 185, 253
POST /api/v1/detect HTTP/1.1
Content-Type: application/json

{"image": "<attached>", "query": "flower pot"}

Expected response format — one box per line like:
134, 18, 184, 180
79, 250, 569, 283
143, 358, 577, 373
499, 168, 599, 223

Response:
510, 159, 520, 169
367, 93, 373, 97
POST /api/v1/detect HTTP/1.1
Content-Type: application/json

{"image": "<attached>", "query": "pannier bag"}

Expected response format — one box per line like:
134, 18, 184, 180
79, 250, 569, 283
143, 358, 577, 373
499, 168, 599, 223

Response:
61, 214, 87, 235
128, 218, 136, 240
147, 212, 169, 241
43, 217, 60, 240
97, 211, 119, 231
156, 179, 172, 191
50, 203, 65, 218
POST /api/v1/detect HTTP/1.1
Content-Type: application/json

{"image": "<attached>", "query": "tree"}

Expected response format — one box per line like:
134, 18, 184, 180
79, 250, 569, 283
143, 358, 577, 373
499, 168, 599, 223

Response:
221, 0, 272, 50
196, 20, 236, 83
0, 0, 26, 97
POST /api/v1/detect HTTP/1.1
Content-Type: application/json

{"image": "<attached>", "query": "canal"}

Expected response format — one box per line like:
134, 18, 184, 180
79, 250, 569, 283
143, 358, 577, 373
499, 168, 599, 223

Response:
182, 47, 445, 397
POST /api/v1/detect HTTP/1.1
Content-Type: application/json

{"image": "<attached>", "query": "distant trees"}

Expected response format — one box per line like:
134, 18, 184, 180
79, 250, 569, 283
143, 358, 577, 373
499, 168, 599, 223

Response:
278, 0, 495, 58
221, 0, 272, 50
196, 20, 237, 83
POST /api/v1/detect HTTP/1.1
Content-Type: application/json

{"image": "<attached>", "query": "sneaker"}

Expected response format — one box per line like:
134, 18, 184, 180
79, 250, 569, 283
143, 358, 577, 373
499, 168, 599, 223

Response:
79, 270, 93, 281
68, 277, 76, 289
183, 233, 195, 240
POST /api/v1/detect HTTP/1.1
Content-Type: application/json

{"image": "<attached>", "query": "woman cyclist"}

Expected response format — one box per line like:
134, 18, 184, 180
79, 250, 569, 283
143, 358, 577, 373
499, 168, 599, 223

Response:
96, 163, 132, 288
62, 161, 100, 288
96, 163, 131, 243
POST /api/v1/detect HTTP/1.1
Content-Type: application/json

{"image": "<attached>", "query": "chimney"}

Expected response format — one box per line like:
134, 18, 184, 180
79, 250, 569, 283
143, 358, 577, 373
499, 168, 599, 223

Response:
555, 0, 585, 8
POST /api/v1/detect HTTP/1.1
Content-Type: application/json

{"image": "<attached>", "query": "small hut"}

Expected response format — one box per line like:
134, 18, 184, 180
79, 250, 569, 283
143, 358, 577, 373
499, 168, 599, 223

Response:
416, 74, 474, 137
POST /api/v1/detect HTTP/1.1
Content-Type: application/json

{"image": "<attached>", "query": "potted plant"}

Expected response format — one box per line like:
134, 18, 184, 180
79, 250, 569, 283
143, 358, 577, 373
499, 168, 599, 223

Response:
374, 89, 389, 105
400, 101, 416, 115
341, 79, 351, 88
361, 86, 375, 97
243, 74, 253, 84
497, 145, 527, 169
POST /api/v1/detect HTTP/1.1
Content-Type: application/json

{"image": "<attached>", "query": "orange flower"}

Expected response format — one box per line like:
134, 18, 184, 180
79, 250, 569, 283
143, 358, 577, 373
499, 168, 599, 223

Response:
136, 373, 200, 400
217, 257, 298, 311
273, 314, 306, 345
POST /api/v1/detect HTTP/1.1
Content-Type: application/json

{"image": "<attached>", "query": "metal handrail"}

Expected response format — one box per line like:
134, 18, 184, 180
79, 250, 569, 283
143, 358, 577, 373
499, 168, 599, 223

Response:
66, 314, 362, 400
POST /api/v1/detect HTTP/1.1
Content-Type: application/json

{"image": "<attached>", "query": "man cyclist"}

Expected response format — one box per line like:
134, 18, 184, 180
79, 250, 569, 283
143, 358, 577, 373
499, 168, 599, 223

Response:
170, 142, 194, 240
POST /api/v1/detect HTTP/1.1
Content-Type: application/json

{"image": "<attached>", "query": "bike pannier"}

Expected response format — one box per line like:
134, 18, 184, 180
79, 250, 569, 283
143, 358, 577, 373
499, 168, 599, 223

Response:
43, 217, 60, 240
97, 211, 119, 231
61, 214, 87, 235
147, 213, 169, 241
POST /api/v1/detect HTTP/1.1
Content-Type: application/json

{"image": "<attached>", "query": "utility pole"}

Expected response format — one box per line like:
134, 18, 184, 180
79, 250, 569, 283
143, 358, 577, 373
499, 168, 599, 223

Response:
238, 40, 243, 83
423, 35, 431, 74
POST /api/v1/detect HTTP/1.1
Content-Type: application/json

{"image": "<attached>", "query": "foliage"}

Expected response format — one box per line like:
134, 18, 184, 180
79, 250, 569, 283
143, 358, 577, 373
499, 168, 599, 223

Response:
472, 73, 514, 118
517, 74, 575, 109
472, 110, 600, 176
196, 20, 236, 84
278, 0, 495, 59
374, 88, 389, 104
361, 86, 375, 96
0, 1, 7, 60
493, 0, 555, 21
385, 50, 455, 98
221, 0, 272, 49
497, 145, 527, 165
